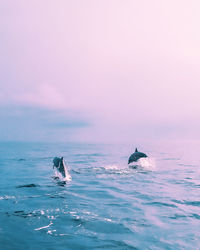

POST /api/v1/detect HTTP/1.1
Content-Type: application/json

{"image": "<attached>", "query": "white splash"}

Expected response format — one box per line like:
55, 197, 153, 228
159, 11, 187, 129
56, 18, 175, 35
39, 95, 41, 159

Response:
103, 164, 120, 170
54, 164, 72, 181
129, 157, 156, 170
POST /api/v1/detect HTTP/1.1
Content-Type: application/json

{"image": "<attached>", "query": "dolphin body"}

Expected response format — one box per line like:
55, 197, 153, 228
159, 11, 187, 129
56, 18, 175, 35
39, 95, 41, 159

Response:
128, 148, 147, 164
53, 157, 67, 178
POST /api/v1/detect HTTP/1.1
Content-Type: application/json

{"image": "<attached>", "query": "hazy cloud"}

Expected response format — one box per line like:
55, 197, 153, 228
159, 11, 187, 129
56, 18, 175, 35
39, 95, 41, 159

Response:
0, 0, 200, 142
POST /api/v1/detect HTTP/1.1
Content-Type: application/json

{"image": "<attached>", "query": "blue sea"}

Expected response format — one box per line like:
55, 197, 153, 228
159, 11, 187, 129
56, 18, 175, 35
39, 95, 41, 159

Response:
0, 141, 200, 249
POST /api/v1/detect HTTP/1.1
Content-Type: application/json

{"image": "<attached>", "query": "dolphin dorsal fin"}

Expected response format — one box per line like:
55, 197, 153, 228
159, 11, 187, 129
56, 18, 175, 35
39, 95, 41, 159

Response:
135, 148, 138, 152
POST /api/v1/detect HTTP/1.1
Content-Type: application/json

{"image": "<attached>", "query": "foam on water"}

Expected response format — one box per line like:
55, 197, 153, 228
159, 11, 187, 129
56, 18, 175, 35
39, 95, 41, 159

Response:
102, 164, 121, 170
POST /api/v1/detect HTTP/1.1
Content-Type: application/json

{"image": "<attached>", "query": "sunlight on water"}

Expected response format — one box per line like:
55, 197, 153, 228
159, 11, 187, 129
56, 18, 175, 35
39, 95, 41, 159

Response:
35, 222, 53, 231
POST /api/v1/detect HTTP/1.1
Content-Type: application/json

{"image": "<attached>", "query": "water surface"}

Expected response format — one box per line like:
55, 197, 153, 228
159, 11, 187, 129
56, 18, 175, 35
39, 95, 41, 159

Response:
0, 141, 200, 249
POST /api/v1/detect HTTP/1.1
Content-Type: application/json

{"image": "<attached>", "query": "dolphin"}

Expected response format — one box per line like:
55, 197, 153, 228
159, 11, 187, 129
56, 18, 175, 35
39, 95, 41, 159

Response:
53, 157, 67, 178
128, 148, 147, 164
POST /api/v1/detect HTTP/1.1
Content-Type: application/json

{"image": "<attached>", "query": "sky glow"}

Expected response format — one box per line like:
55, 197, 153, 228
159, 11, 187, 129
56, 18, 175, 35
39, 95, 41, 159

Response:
0, 0, 200, 142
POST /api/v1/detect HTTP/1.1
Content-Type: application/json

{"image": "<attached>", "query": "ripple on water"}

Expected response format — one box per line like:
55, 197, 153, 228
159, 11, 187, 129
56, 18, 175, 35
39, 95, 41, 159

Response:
1, 142, 200, 249
172, 199, 200, 207
145, 201, 177, 208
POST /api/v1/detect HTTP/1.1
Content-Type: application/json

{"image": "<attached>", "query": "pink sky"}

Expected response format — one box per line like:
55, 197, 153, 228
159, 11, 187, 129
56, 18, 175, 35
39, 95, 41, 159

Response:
0, 0, 200, 142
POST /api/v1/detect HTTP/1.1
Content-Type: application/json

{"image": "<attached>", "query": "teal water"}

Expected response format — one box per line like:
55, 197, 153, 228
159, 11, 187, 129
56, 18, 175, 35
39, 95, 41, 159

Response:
0, 141, 200, 249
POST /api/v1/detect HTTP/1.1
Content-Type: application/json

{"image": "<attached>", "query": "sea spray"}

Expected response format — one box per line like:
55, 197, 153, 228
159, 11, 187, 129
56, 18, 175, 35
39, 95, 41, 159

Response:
129, 157, 156, 170
54, 165, 72, 181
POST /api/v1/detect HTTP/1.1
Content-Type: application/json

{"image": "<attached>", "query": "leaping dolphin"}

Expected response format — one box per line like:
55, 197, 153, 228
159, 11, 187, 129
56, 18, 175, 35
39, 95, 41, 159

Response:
53, 157, 67, 178
128, 148, 147, 164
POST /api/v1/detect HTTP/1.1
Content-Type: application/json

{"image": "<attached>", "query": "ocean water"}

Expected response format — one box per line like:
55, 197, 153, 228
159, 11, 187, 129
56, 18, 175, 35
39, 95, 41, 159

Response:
0, 141, 200, 249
